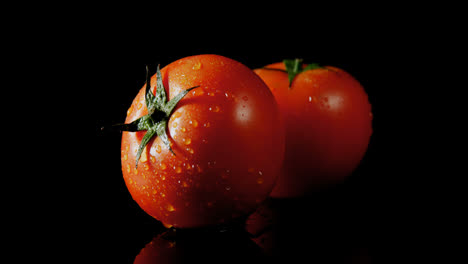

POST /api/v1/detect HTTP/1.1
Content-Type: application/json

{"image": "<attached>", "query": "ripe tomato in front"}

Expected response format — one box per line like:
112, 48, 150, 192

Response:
121, 55, 284, 228
255, 62, 373, 197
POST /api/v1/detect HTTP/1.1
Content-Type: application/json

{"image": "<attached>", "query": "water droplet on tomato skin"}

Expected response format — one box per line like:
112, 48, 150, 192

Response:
192, 61, 202, 70
127, 104, 134, 115
173, 111, 182, 118
190, 119, 198, 127
139, 149, 148, 162
242, 96, 249, 101
163, 222, 173, 228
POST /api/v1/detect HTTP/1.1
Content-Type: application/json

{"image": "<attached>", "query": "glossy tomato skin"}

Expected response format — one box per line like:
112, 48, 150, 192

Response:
122, 55, 284, 228
255, 62, 372, 197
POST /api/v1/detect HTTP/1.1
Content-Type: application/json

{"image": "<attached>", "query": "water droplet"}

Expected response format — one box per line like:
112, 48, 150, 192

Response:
127, 105, 134, 115
166, 204, 176, 212
172, 122, 178, 128
190, 119, 198, 127
225, 186, 231, 191
156, 145, 162, 153
186, 147, 194, 154
160, 163, 167, 170
193, 89, 204, 96
137, 102, 142, 110
258, 171, 263, 176
150, 156, 155, 163
309, 96, 312, 102
225, 92, 229, 98
242, 96, 249, 101
204, 122, 211, 127
140, 148, 147, 162
123, 154, 128, 161
192, 61, 202, 70
182, 181, 189, 188
173, 111, 182, 118
127, 164, 131, 173
175, 166, 182, 173
181, 127, 186, 132
213, 105, 220, 112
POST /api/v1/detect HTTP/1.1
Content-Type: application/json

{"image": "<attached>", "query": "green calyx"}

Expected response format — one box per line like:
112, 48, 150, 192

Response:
283, 59, 322, 87
113, 65, 199, 168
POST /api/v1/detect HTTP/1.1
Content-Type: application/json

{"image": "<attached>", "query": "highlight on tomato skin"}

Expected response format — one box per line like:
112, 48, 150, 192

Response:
120, 54, 285, 228
254, 60, 373, 198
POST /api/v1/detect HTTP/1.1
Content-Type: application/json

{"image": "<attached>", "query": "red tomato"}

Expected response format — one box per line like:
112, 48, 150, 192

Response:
254, 61, 372, 197
121, 55, 284, 228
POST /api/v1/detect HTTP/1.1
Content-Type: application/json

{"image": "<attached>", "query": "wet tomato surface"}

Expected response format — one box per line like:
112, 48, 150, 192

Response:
121, 55, 284, 228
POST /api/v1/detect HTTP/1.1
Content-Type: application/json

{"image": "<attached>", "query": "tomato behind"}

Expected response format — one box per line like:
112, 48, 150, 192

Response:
255, 62, 372, 197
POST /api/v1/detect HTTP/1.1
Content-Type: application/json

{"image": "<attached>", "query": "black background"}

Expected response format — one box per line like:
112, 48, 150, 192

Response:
75, 11, 414, 263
